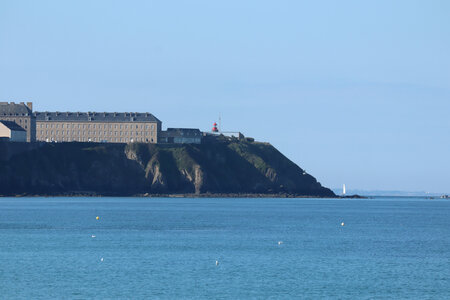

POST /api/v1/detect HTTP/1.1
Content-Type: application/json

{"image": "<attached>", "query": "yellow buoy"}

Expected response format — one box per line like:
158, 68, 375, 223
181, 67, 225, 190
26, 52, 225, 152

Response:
341, 222, 345, 226
96, 216, 99, 220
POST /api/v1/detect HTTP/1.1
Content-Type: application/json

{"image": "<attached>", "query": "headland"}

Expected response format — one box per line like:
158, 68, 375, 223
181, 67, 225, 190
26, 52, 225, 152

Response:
0, 139, 335, 197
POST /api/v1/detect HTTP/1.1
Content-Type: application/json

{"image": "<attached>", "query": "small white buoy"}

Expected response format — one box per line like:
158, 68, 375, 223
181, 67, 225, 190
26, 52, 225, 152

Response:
278, 241, 283, 245
341, 222, 345, 226
100, 257, 104, 262
91, 235, 96, 238
215, 260, 219, 266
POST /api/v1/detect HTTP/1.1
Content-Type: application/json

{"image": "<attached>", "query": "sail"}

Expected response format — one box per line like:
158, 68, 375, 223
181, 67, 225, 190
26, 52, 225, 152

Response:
343, 184, 346, 195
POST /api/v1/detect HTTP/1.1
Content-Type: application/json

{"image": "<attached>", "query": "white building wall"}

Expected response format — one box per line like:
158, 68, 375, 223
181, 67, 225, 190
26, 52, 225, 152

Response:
0, 123, 11, 139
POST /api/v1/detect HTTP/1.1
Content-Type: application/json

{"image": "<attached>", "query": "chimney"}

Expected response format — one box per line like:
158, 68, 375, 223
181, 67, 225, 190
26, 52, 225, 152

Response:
26, 102, 33, 111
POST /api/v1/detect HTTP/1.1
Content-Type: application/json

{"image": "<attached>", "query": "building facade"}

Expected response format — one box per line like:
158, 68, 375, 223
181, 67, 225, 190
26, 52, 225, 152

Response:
0, 121, 27, 142
34, 111, 161, 143
0, 102, 36, 142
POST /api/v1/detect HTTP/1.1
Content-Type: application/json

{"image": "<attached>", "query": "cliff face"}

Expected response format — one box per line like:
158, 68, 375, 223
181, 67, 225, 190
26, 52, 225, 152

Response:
0, 140, 335, 197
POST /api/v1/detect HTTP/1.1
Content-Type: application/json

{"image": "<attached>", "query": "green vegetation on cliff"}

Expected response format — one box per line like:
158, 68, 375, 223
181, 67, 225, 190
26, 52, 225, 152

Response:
0, 140, 335, 197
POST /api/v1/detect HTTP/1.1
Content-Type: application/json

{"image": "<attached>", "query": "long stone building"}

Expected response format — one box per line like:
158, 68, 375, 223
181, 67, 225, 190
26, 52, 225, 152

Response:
1, 102, 162, 143
34, 111, 161, 143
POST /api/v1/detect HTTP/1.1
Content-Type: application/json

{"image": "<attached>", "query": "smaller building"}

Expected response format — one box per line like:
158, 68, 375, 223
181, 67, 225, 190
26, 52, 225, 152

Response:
0, 121, 27, 142
159, 128, 202, 144
0, 102, 35, 142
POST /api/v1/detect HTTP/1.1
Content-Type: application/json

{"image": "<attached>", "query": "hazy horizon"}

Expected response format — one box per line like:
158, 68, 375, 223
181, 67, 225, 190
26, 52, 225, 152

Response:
1, 1, 449, 193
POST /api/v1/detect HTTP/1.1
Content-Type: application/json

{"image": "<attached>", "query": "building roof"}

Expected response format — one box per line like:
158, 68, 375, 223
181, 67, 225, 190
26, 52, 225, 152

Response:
0, 102, 32, 115
34, 111, 161, 123
0, 121, 26, 131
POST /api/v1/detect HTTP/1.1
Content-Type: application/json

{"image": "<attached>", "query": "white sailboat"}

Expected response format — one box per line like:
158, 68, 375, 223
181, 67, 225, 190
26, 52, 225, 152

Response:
342, 184, 346, 196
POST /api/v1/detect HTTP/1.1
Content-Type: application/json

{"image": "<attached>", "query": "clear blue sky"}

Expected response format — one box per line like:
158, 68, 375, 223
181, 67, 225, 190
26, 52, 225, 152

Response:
1, 0, 449, 193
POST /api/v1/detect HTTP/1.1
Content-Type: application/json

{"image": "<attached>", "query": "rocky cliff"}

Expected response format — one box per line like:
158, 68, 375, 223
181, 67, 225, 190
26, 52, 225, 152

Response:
0, 140, 335, 197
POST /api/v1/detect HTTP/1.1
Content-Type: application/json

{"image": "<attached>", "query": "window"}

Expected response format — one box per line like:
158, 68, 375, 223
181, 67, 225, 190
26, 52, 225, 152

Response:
151, 124, 154, 130
61, 124, 64, 128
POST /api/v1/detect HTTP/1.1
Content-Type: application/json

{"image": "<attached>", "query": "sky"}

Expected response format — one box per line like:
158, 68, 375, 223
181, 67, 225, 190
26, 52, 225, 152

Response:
1, 0, 449, 193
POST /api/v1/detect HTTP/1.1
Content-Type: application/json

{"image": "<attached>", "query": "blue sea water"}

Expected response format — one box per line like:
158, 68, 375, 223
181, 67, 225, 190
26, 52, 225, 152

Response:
0, 197, 449, 299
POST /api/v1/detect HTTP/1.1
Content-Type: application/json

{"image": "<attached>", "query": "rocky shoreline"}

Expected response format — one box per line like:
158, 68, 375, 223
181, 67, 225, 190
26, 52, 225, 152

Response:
0, 192, 366, 198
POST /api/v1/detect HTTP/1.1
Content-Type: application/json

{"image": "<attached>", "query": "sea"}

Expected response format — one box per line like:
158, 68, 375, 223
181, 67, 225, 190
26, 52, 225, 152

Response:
0, 197, 449, 299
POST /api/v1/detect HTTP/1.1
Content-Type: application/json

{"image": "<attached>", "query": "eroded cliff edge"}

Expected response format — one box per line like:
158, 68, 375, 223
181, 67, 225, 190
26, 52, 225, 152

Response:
0, 140, 335, 197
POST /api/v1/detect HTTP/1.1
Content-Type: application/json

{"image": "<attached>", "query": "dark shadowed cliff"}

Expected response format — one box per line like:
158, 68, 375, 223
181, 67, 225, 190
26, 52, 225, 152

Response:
0, 140, 335, 197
